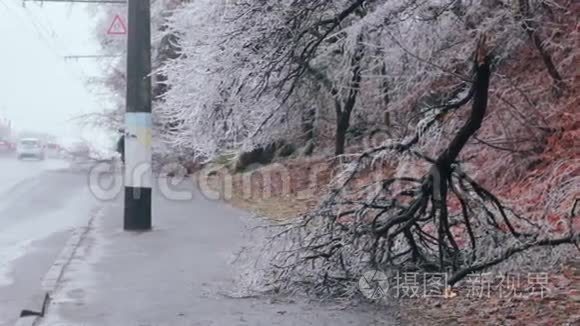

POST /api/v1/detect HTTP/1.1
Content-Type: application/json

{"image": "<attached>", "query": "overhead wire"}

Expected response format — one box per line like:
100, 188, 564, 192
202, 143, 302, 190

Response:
4, 0, 127, 112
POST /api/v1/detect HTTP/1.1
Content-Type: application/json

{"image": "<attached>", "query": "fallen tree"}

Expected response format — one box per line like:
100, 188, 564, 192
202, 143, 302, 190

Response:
262, 37, 578, 298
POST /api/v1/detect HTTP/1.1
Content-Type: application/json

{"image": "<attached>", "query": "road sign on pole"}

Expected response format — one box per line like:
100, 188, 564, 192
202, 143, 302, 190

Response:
124, 0, 152, 231
107, 15, 127, 35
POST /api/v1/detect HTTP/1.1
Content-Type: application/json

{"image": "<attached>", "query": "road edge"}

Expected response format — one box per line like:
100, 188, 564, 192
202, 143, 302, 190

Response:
13, 206, 103, 326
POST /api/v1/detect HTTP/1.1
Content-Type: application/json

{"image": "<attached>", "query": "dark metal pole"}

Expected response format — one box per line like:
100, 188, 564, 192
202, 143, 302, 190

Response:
124, 0, 152, 231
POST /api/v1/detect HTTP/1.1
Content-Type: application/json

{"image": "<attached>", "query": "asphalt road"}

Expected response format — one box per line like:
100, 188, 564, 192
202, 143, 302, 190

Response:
40, 177, 399, 325
0, 156, 95, 326
0, 157, 398, 325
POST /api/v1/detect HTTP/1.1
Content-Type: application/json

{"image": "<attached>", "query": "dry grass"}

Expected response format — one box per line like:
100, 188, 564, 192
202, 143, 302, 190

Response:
201, 156, 334, 220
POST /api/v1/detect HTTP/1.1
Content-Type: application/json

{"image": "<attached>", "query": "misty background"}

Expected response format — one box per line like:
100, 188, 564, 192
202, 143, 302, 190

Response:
0, 0, 116, 149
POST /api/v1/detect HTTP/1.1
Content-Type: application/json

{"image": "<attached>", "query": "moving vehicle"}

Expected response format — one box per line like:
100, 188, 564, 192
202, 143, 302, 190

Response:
66, 141, 91, 161
45, 142, 62, 158
16, 138, 45, 160
0, 139, 14, 154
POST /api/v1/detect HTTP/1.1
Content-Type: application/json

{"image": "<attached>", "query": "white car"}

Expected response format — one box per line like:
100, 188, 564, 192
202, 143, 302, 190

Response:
17, 138, 45, 160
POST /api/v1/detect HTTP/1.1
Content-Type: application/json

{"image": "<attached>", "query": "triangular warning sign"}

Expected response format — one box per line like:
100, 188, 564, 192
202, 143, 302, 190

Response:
107, 15, 127, 35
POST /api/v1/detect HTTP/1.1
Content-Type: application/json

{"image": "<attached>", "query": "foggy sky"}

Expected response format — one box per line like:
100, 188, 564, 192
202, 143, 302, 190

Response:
0, 0, 112, 145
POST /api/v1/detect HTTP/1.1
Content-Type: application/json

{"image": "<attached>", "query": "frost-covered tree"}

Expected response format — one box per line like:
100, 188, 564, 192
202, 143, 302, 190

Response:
85, 0, 190, 161
157, 0, 557, 158
88, 0, 578, 293
198, 0, 577, 295
157, 1, 306, 158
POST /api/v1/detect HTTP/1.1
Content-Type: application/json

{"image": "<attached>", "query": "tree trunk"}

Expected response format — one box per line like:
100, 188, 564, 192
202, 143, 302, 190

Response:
518, 0, 565, 92
154, 33, 181, 99
335, 111, 351, 156
380, 61, 391, 127
334, 41, 364, 156
435, 54, 491, 169
302, 106, 316, 143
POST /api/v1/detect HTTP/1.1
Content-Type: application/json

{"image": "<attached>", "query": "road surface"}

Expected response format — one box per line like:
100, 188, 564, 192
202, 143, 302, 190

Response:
0, 157, 95, 326
0, 158, 398, 325
40, 177, 398, 325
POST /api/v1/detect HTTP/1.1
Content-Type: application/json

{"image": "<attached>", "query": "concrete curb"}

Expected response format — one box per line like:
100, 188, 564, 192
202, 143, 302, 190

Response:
13, 207, 102, 326
13, 316, 38, 326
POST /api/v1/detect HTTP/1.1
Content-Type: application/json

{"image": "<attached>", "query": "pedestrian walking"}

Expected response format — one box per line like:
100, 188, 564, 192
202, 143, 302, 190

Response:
116, 131, 125, 164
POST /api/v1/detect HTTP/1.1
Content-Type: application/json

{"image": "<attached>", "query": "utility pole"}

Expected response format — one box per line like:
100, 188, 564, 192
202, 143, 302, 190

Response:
124, 0, 152, 231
